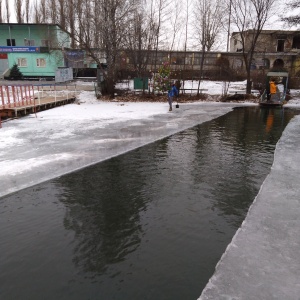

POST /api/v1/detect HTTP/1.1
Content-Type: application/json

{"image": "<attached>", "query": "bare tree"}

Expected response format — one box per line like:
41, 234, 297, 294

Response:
33, 0, 42, 23
69, 0, 139, 97
281, 0, 300, 27
122, 0, 161, 84
39, 0, 47, 23
5, 0, 10, 22
168, 0, 183, 51
25, 0, 31, 23
15, 0, 24, 23
0, 0, 3, 23
150, 0, 172, 73
47, 0, 58, 23
230, 0, 276, 93
67, 0, 76, 48
100, 0, 138, 96
58, 0, 66, 29
180, 0, 192, 91
193, 0, 225, 94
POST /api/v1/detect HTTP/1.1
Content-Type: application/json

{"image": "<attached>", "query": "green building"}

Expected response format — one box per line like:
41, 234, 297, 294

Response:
0, 23, 71, 79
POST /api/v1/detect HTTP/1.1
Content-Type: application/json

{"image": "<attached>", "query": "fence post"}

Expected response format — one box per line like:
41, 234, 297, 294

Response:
16, 86, 20, 106
5, 86, 11, 108
24, 85, 28, 105
29, 85, 34, 105
11, 86, 17, 107
1, 86, 5, 109
20, 86, 24, 106
37, 86, 41, 105
0, 86, 2, 128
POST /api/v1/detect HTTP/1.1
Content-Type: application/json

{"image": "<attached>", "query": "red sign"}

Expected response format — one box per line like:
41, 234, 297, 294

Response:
0, 53, 8, 59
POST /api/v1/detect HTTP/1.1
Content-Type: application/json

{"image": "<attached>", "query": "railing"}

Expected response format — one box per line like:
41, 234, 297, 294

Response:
0, 84, 77, 110
180, 88, 208, 94
0, 85, 36, 109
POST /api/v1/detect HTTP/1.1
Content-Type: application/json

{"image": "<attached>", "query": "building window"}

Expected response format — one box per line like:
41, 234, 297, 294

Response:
7, 39, 16, 46
36, 58, 46, 67
262, 58, 270, 69
41, 40, 50, 47
24, 39, 35, 46
292, 36, 300, 49
17, 58, 27, 67
185, 57, 192, 65
233, 59, 243, 69
277, 40, 285, 52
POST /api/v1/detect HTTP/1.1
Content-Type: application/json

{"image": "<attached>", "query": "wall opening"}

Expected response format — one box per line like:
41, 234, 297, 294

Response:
277, 40, 285, 52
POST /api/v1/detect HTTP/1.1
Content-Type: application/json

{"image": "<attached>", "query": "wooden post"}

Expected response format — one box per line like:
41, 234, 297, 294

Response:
5, 86, 11, 108
37, 86, 41, 105
24, 86, 28, 105
0, 86, 5, 109
20, 86, 25, 106
11, 86, 17, 107
34, 93, 37, 118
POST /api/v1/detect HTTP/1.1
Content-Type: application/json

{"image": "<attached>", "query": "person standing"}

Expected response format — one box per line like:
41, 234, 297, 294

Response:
175, 80, 181, 95
269, 78, 277, 101
167, 83, 178, 111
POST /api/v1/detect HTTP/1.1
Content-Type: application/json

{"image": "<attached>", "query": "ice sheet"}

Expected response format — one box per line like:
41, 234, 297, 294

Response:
0, 92, 242, 198
199, 115, 300, 299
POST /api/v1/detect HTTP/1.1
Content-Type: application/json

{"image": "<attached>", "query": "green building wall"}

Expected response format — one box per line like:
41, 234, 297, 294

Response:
7, 51, 65, 77
0, 23, 70, 78
0, 24, 70, 48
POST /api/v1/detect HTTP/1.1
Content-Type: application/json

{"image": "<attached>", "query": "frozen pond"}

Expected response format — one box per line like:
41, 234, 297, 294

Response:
0, 107, 299, 299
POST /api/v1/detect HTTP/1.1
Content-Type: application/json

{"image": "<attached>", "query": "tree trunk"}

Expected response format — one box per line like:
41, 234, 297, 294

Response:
246, 76, 252, 94
197, 50, 205, 95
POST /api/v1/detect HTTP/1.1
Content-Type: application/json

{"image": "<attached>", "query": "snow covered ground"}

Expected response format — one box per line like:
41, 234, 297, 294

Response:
1, 79, 300, 298
0, 79, 260, 198
0, 94, 242, 198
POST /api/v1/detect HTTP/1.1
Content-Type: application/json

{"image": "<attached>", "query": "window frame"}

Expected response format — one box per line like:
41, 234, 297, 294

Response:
36, 58, 46, 67
41, 39, 50, 47
7, 39, 16, 46
24, 39, 35, 46
17, 58, 28, 67
277, 39, 285, 52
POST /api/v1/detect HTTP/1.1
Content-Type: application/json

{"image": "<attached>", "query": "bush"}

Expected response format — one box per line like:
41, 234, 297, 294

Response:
9, 63, 23, 80
152, 62, 172, 93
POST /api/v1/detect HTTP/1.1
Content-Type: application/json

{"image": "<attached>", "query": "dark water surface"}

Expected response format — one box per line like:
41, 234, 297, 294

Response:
1, 107, 298, 300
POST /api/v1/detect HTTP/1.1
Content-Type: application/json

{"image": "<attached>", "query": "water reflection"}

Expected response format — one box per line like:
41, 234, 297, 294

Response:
57, 157, 152, 274
56, 108, 298, 277
203, 107, 295, 225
